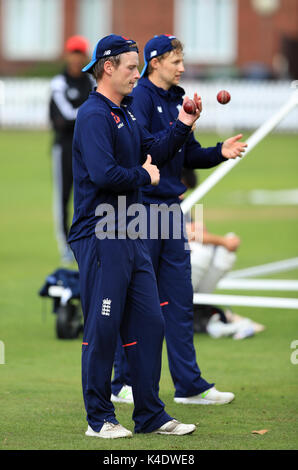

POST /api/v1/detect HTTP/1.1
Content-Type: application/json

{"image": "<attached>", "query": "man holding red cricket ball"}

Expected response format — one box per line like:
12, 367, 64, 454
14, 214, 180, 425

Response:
111, 34, 247, 406
184, 89, 231, 113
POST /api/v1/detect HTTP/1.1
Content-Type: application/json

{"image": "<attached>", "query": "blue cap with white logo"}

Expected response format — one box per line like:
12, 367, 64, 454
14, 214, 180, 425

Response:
82, 34, 139, 73
140, 34, 177, 78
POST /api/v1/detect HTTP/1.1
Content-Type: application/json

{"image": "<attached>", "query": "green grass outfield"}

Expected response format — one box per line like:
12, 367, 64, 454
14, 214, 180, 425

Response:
0, 130, 297, 450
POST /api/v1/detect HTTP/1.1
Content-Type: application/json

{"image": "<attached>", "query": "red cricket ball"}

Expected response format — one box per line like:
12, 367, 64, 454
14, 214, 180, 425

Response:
217, 90, 231, 105
183, 99, 196, 114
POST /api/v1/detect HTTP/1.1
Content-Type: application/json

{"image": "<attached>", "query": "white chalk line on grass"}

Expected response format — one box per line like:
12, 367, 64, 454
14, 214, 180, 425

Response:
249, 189, 298, 205
230, 188, 298, 205
226, 257, 298, 279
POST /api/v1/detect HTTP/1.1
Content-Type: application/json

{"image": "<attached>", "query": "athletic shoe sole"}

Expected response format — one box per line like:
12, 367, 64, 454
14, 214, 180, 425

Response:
174, 396, 234, 405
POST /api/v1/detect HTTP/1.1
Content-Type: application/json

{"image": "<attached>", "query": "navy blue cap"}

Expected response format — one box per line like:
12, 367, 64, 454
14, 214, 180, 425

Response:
82, 34, 138, 73
140, 34, 177, 77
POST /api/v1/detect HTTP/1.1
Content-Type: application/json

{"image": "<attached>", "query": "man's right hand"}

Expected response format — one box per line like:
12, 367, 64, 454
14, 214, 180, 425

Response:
142, 155, 160, 186
178, 93, 202, 128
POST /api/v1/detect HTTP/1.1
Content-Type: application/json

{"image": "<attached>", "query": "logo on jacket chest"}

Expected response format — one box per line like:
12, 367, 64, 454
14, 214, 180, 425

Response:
127, 110, 136, 121
101, 298, 112, 316
111, 112, 124, 129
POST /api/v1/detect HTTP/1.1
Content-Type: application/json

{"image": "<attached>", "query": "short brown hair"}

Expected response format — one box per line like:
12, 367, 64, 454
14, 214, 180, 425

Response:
92, 55, 121, 81
147, 39, 184, 75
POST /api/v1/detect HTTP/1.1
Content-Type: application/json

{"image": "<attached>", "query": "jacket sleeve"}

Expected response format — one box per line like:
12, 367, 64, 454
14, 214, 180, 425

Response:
184, 132, 227, 169
78, 112, 151, 192
139, 120, 192, 168
132, 87, 192, 168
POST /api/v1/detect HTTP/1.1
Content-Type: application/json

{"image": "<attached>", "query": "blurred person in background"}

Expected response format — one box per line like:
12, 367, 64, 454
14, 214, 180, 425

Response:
182, 168, 264, 340
181, 168, 241, 296
49, 35, 94, 264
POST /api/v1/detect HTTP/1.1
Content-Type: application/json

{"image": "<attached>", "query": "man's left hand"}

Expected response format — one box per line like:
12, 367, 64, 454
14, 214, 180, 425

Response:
222, 134, 247, 159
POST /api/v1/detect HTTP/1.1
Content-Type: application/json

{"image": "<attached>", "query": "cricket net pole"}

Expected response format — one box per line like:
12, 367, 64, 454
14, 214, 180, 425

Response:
181, 86, 298, 215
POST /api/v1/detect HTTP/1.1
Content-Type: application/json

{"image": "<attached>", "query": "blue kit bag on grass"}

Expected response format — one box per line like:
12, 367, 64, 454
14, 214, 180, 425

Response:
39, 268, 82, 339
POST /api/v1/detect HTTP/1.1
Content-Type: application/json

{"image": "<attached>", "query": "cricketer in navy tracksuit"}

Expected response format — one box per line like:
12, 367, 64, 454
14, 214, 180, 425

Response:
111, 77, 228, 399
68, 90, 194, 433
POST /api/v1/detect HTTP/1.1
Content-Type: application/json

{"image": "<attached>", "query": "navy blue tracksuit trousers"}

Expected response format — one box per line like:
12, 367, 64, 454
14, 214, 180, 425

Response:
71, 235, 172, 433
112, 205, 213, 398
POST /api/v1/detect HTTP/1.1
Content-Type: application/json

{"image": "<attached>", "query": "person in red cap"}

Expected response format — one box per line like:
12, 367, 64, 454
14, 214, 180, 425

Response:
49, 35, 95, 264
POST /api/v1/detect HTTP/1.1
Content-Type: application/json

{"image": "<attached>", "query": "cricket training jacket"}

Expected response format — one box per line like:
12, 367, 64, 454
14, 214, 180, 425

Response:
68, 91, 192, 242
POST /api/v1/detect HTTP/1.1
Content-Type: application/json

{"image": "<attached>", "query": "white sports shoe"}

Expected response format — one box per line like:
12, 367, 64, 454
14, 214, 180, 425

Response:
111, 385, 134, 404
85, 422, 132, 439
153, 419, 196, 436
174, 387, 235, 405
